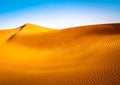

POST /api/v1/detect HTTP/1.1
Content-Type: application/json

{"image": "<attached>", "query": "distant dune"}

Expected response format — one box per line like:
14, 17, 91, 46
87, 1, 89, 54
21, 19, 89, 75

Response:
0, 23, 120, 85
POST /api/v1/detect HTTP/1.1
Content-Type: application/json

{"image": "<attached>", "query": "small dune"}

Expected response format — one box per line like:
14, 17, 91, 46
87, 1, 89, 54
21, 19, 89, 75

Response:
0, 23, 120, 85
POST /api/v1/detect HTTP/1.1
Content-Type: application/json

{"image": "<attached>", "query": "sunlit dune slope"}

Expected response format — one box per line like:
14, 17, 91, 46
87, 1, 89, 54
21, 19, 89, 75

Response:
0, 23, 120, 85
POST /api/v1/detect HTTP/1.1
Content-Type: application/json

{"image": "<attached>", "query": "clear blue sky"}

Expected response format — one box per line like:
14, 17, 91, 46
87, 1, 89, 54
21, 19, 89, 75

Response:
0, 0, 120, 29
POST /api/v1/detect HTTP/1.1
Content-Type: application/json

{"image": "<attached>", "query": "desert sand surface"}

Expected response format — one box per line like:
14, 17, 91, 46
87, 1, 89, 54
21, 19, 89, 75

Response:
0, 23, 120, 85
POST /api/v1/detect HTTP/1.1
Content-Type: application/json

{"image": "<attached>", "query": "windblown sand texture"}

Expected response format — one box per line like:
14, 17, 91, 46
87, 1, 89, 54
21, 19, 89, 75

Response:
0, 23, 120, 85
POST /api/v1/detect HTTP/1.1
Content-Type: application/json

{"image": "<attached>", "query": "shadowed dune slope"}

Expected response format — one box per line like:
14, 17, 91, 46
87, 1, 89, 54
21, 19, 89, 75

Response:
0, 23, 120, 85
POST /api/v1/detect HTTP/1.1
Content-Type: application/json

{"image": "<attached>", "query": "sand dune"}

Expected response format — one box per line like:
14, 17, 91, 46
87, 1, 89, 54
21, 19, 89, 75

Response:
0, 23, 120, 85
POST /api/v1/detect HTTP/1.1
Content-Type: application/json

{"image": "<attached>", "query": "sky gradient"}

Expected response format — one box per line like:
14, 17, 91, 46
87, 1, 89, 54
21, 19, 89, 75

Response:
0, 0, 120, 29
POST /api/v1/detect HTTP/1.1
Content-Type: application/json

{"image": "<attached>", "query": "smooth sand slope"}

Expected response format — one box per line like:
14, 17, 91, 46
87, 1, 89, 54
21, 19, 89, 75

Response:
0, 23, 120, 85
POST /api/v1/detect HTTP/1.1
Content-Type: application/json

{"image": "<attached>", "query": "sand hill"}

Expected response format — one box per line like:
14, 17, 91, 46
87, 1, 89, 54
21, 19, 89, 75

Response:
0, 23, 120, 85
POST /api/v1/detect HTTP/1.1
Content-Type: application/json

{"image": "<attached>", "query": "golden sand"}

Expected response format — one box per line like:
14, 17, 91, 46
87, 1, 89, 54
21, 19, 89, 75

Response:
0, 23, 120, 85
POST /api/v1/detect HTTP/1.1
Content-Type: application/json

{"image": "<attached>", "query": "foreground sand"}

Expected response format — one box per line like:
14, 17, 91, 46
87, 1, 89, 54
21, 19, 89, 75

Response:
0, 23, 120, 85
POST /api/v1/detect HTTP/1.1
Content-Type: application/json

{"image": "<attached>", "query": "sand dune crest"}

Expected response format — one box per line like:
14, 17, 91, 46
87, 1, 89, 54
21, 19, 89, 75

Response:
18, 23, 55, 33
